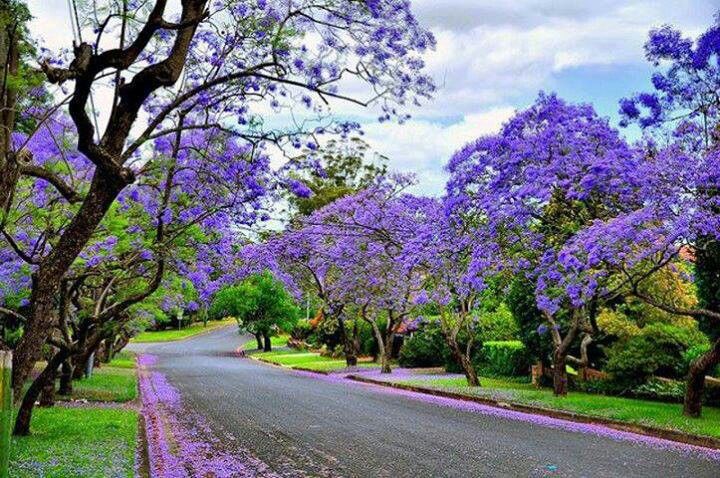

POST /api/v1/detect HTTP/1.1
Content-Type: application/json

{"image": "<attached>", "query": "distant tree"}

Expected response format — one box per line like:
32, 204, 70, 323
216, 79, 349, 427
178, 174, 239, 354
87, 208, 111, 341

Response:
211, 272, 300, 351
286, 137, 388, 217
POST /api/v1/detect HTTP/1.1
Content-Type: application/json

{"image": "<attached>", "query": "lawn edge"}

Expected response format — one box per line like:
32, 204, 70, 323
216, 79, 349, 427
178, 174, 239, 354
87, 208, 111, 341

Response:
131, 322, 236, 344
249, 355, 331, 375
346, 374, 720, 450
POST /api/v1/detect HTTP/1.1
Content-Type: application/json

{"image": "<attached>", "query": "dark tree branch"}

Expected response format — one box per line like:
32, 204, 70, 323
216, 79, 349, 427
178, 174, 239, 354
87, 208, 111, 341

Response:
20, 165, 82, 203
0, 306, 27, 323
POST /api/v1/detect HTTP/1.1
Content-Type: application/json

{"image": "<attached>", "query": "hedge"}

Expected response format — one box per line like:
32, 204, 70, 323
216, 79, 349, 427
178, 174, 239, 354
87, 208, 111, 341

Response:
478, 340, 531, 377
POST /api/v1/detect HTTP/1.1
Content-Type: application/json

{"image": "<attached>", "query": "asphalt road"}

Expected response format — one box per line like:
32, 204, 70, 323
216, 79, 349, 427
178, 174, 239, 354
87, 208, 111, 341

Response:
129, 326, 720, 478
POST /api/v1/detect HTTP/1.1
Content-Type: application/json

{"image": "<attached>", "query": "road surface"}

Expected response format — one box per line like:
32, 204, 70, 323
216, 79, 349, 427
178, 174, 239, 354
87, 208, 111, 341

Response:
129, 326, 720, 477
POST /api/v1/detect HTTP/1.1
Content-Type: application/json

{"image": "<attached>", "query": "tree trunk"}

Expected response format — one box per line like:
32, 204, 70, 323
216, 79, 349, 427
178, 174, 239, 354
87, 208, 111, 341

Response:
263, 332, 272, 352
380, 332, 394, 374
14, 350, 69, 435
0, 16, 20, 214
368, 321, 391, 373
58, 360, 73, 395
112, 334, 130, 356
553, 349, 568, 396
380, 341, 392, 373
337, 318, 358, 367
255, 332, 263, 350
12, 172, 127, 399
684, 338, 720, 418
447, 336, 479, 386
72, 341, 97, 380
38, 368, 56, 407
98, 340, 111, 364
72, 355, 86, 380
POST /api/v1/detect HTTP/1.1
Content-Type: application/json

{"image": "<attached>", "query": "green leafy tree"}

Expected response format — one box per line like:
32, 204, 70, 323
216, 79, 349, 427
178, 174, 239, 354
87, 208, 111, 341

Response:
211, 272, 300, 351
286, 137, 388, 217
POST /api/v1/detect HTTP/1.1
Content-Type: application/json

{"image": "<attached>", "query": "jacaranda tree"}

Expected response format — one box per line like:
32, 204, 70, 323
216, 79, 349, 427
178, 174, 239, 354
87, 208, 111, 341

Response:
445, 93, 643, 395
552, 16, 720, 416
8, 113, 273, 434
0, 0, 436, 399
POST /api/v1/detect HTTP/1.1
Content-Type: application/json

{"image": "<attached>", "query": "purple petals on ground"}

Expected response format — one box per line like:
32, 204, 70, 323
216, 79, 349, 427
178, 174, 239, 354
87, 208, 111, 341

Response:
299, 368, 720, 462
138, 354, 277, 477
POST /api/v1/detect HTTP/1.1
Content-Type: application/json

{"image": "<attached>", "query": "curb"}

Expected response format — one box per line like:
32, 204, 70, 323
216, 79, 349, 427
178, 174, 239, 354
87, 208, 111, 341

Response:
346, 374, 720, 451
135, 414, 151, 478
247, 355, 331, 375
134, 359, 150, 478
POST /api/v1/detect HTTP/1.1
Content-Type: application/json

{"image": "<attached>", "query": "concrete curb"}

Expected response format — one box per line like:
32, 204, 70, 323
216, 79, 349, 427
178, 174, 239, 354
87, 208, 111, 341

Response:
134, 414, 151, 478
346, 374, 720, 451
134, 359, 150, 478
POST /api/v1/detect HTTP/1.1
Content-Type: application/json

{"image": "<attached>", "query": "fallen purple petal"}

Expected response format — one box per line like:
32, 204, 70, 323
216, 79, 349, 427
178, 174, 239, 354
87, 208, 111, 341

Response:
138, 354, 278, 477
287, 367, 720, 462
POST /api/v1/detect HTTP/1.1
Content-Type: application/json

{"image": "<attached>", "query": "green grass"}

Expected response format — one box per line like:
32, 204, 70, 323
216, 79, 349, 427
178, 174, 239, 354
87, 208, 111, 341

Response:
254, 348, 377, 372
241, 334, 289, 350
10, 407, 138, 478
106, 351, 136, 369
131, 318, 236, 342
60, 352, 138, 403
395, 375, 720, 439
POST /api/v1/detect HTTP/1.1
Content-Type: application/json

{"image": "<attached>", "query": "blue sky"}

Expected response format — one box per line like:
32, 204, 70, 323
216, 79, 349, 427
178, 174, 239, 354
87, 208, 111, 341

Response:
27, 0, 719, 195
354, 0, 718, 194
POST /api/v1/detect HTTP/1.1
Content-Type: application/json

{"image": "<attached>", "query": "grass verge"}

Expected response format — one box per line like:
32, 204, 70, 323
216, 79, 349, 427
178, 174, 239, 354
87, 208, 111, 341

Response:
392, 375, 720, 439
10, 407, 138, 478
241, 334, 289, 350
11, 351, 139, 477
131, 318, 236, 343
65, 352, 138, 403
253, 347, 377, 372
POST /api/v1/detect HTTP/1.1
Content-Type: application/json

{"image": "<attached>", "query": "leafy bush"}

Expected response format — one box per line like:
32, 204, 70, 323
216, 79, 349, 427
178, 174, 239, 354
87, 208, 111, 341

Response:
507, 276, 551, 364
631, 378, 686, 403
398, 324, 447, 368
356, 319, 377, 356
475, 304, 518, 341
605, 323, 709, 385
291, 319, 313, 340
573, 378, 626, 396
478, 340, 531, 377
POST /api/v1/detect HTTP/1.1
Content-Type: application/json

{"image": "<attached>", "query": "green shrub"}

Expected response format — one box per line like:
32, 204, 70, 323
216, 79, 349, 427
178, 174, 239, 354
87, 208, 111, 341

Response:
291, 319, 313, 340
399, 324, 447, 368
478, 340, 531, 377
631, 378, 686, 403
573, 378, 626, 396
475, 304, 519, 341
507, 276, 551, 364
605, 323, 709, 385
355, 319, 377, 356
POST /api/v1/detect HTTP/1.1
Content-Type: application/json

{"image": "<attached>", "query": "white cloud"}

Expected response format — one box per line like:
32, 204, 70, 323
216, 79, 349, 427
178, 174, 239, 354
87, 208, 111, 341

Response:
362, 107, 515, 196
25, 0, 717, 197
409, 0, 716, 118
